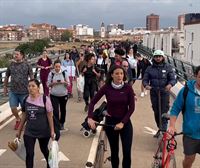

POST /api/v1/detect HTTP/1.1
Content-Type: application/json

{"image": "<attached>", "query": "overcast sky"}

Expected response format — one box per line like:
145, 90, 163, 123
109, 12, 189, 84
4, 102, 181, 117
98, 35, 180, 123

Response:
0, 0, 199, 30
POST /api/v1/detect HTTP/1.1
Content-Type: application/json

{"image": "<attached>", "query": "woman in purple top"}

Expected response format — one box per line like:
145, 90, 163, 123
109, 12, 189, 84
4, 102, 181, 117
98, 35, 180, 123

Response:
88, 65, 135, 168
37, 50, 52, 96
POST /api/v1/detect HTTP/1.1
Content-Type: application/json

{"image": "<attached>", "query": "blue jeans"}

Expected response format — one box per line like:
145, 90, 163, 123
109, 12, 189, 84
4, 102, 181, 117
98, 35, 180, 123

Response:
9, 91, 28, 108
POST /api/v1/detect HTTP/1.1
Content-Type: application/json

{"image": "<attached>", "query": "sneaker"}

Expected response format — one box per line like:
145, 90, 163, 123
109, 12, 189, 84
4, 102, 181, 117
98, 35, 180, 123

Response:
84, 105, 89, 112
60, 127, 69, 132
68, 93, 73, 98
14, 120, 21, 130
140, 92, 145, 97
60, 123, 64, 130
77, 97, 81, 102
144, 91, 148, 95
153, 130, 160, 138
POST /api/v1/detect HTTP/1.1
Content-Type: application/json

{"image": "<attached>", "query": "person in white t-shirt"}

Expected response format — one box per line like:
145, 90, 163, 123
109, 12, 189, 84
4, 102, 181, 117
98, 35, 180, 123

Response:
126, 47, 137, 82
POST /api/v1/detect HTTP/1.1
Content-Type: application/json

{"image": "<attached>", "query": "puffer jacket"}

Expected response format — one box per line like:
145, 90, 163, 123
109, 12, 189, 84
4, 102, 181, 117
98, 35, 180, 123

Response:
142, 60, 176, 89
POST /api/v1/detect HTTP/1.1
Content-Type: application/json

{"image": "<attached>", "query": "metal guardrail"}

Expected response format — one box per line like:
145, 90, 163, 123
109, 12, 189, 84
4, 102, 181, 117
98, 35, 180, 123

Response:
0, 54, 64, 105
138, 44, 196, 82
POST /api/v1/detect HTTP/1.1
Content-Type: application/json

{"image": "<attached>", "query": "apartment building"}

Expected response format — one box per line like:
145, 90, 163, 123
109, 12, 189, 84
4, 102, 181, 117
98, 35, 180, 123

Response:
146, 14, 159, 31
0, 25, 24, 41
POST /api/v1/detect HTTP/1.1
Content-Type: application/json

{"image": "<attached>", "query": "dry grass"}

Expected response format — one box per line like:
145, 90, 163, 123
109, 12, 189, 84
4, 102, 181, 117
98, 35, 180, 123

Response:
0, 42, 20, 50
0, 41, 90, 51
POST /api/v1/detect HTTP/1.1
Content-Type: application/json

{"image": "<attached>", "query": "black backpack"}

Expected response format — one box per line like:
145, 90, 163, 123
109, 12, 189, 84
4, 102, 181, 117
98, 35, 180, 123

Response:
51, 71, 66, 82
23, 95, 60, 141
182, 83, 189, 115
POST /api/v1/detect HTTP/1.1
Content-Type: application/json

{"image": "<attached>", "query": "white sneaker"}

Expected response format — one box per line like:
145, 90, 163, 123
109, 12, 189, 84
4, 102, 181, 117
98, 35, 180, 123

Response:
140, 92, 145, 97
144, 91, 148, 95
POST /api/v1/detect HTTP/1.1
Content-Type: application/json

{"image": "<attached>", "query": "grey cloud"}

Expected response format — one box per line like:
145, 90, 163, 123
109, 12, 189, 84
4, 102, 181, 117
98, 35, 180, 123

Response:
0, 0, 200, 29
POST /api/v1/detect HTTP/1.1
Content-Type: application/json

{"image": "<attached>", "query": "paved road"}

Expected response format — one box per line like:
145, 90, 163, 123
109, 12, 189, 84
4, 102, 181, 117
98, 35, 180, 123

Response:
0, 81, 200, 168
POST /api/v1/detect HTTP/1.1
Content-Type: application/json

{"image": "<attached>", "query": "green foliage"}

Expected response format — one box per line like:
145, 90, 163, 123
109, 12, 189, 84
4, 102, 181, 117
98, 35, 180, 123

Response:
15, 38, 50, 56
61, 30, 73, 42
0, 53, 13, 68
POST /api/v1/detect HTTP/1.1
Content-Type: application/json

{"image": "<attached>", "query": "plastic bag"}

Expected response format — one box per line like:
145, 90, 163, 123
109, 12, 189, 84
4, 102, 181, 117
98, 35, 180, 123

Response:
76, 74, 85, 93
8, 138, 26, 161
48, 140, 59, 168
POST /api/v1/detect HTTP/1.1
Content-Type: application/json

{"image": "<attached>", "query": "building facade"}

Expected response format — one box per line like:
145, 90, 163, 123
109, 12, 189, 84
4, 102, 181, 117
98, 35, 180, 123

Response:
184, 21, 200, 66
178, 14, 185, 30
142, 28, 184, 58
146, 14, 159, 31
0, 25, 24, 41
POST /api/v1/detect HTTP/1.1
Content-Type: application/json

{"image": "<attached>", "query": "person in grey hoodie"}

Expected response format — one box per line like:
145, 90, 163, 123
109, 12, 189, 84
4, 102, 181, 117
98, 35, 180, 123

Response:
47, 60, 70, 130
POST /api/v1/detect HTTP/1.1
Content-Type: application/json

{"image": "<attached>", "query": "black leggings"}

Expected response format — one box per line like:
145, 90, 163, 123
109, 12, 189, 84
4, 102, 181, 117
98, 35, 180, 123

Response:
83, 80, 97, 105
50, 94, 68, 124
105, 117, 133, 168
23, 134, 50, 168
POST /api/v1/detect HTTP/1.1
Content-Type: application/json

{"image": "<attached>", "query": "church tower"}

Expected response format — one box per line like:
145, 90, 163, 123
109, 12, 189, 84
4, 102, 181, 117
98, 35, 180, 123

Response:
100, 22, 106, 38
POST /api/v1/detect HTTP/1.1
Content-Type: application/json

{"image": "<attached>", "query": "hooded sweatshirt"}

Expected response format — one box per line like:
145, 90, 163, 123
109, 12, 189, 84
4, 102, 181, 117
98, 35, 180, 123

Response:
170, 80, 200, 139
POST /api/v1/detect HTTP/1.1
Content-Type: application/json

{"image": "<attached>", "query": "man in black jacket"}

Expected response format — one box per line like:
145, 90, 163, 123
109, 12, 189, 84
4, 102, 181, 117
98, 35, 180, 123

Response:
142, 50, 176, 137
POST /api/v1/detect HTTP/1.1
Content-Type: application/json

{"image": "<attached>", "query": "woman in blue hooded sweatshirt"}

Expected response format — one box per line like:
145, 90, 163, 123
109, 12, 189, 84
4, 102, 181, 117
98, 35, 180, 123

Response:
168, 65, 200, 168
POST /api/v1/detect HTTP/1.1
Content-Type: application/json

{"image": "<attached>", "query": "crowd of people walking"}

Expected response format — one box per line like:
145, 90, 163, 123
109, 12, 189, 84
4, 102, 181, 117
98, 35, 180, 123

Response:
3, 40, 200, 168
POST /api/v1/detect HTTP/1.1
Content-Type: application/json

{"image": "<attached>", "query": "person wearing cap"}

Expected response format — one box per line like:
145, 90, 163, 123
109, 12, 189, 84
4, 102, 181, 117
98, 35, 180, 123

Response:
109, 48, 133, 84
142, 49, 176, 137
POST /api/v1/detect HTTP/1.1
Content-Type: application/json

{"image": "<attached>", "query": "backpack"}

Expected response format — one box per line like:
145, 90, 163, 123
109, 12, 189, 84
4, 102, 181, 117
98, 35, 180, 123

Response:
51, 71, 66, 82
182, 83, 189, 115
23, 95, 60, 141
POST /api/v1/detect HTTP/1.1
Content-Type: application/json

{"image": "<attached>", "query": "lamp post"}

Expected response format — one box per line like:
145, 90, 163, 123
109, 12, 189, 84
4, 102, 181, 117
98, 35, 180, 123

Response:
187, 42, 192, 64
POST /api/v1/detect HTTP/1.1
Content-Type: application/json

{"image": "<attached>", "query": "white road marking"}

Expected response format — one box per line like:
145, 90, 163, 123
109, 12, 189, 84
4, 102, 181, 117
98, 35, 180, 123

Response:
41, 151, 70, 161
0, 149, 7, 156
58, 151, 70, 161
0, 116, 15, 130
144, 126, 157, 135
0, 111, 22, 130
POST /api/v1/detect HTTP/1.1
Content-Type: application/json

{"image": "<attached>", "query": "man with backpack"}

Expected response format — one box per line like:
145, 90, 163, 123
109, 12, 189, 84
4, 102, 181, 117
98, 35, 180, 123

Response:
168, 65, 200, 168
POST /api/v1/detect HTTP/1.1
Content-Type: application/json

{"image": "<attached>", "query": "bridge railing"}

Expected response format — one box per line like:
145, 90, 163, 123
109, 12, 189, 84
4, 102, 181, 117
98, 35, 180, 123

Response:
137, 44, 196, 82
0, 53, 64, 105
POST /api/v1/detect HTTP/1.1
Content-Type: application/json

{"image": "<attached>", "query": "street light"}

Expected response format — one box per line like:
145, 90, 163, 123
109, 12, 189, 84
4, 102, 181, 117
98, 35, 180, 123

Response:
187, 42, 192, 64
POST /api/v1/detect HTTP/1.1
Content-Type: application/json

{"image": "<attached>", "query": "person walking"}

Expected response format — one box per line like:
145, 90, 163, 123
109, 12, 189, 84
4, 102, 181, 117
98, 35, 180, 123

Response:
4, 49, 34, 130
136, 53, 151, 97
126, 47, 137, 83
16, 79, 54, 168
61, 52, 75, 98
168, 65, 200, 168
122, 60, 134, 86
37, 50, 52, 96
82, 53, 100, 112
88, 65, 135, 168
47, 60, 70, 130
142, 49, 176, 137
76, 52, 86, 102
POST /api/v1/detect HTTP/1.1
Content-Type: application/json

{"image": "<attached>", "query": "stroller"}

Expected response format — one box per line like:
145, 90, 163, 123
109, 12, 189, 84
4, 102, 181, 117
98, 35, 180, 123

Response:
81, 101, 107, 137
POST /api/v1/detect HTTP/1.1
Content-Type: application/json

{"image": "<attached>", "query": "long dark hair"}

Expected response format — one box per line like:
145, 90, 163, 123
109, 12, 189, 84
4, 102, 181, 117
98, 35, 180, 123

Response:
105, 65, 127, 85
28, 79, 40, 88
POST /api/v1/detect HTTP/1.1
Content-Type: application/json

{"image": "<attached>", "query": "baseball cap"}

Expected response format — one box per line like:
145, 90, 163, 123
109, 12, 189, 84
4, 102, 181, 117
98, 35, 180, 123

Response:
153, 50, 164, 57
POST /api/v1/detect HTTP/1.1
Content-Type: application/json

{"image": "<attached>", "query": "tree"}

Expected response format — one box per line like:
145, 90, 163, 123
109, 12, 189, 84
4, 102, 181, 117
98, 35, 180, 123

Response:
15, 39, 50, 57
61, 30, 72, 42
